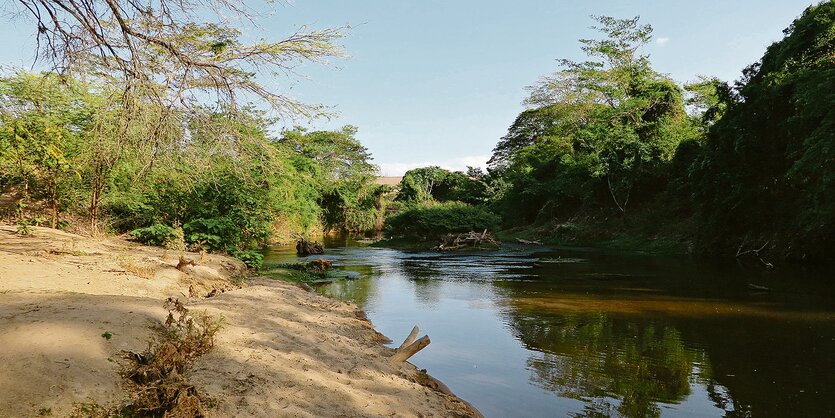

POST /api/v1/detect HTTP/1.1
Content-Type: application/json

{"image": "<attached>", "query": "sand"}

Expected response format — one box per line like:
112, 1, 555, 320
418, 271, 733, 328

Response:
0, 226, 477, 418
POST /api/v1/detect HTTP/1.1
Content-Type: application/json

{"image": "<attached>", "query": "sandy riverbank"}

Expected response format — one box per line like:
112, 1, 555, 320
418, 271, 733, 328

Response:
0, 226, 477, 417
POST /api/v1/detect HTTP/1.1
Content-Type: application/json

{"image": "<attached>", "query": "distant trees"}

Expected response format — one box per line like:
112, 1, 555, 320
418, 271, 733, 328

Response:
396, 166, 488, 205
278, 126, 384, 234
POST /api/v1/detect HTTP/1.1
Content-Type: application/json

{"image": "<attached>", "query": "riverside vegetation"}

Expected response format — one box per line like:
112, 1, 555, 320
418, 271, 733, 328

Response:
383, 4, 835, 262
2, 2, 833, 264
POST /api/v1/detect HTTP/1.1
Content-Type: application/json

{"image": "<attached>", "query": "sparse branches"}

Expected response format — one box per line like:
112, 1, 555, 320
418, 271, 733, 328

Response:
8, 0, 347, 116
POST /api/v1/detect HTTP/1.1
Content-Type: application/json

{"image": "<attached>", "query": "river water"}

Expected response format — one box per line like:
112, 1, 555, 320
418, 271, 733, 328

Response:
263, 241, 835, 418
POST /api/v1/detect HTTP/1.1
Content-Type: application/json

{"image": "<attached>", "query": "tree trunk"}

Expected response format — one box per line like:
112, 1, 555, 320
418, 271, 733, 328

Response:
50, 179, 58, 229
90, 168, 103, 231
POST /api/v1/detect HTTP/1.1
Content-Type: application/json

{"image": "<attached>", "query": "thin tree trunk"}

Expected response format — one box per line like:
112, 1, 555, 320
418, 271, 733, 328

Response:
607, 176, 627, 214
50, 178, 58, 229
90, 167, 103, 231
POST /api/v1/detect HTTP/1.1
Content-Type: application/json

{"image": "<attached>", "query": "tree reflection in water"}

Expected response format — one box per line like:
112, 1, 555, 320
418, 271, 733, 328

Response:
513, 312, 704, 417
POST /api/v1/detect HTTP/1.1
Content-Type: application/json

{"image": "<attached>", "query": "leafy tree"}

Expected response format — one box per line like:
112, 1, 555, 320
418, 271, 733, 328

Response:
277, 126, 382, 234
279, 126, 376, 181
522, 15, 694, 214
396, 166, 489, 204
692, 1, 835, 258
684, 76, 735, 129
0, 73, 94, 227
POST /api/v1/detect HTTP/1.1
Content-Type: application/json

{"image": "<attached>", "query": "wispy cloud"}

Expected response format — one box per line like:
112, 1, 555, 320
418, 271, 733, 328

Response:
655, 37, 670, 46
377, 155, 490, 176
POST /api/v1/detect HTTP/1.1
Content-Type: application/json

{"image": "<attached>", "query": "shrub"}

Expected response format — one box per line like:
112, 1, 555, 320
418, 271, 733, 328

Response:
385, 201, 501, 240
131, 224, 179, 247
229, 249, 264, 270
183, 217, 239, 251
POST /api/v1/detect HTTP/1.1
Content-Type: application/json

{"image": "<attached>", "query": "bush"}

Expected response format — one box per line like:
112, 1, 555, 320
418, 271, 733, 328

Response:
229, 249, 264, 270
183, 217, 240, 252
131, 224, 179, 247
385, 201, 501, 240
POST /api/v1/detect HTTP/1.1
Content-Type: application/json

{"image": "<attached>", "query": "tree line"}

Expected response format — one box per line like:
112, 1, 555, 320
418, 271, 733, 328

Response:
387, 2, 834, 261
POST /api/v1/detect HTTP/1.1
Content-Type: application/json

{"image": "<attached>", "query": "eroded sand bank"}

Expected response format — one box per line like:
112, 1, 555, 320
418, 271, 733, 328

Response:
0, 226, 477, 417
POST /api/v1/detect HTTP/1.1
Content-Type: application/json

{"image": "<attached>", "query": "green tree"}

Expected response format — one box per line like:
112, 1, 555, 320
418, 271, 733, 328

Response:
0, 73, 94, 227
523, 15, 694, 214
396, 166, 489, 204
278, 126, 382, 234
692, 1, 835, 258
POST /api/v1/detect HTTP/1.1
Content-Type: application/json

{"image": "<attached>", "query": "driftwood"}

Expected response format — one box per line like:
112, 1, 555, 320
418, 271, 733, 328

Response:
390, 325, 430, 363
515, 238, 543, 245
176, 256, 195, 271
296, 237, 324, 256
435, 230, 500, 251
397, 326, 421, 350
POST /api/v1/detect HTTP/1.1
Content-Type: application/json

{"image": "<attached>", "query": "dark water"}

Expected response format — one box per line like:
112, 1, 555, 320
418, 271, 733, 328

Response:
263, 241, 835, 418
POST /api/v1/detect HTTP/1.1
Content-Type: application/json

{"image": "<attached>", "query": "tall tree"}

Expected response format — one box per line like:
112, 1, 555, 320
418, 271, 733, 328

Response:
524, 15, 691, 213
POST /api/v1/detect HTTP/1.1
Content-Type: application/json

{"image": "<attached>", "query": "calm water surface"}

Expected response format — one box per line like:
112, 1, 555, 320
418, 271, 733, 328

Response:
264, 241, 835, 418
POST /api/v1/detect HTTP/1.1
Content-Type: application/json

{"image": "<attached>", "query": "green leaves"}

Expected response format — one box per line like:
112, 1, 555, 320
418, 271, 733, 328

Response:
495, 15, 692, 219
130, 224, 179, 247
385, 202, 501, 240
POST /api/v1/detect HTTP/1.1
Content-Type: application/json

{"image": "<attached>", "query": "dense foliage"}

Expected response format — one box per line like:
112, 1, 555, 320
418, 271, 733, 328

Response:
0, 74, 383, 264
396, 166, 489, 204
489, 16, 698, 223
385, 202, 501, 240
387, 4, 834, 261
688, 1, 835, 258
483, 5, 835, 260
278, 126, 387, 234
3, 3, 833, 263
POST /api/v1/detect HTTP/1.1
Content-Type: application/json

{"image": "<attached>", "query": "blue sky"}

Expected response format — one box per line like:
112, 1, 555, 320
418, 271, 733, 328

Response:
0, 0, 818, 175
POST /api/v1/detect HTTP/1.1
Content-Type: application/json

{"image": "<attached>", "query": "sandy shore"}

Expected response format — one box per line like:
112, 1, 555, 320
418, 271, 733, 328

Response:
0, 226, 477, 417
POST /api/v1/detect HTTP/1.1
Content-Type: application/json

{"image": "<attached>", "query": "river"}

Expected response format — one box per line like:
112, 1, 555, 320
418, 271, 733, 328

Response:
263, 240, 835, 418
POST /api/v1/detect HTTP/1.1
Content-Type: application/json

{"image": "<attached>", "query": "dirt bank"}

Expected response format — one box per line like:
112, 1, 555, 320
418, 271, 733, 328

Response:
0, 226, 477, 417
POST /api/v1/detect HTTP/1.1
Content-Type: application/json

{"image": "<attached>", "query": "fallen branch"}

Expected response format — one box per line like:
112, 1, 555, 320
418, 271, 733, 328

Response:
176, 256, 195, 271
397, 326, 420, 351
390, 335, 431, 363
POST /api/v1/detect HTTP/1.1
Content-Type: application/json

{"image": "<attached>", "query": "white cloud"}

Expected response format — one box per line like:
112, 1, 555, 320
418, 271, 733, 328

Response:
655, 37, 670, 46
377, 155, 490, 176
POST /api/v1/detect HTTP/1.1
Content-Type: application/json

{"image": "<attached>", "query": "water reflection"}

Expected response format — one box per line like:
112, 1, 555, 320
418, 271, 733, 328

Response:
263, 244, 835, 417
512, 312, 698, 417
